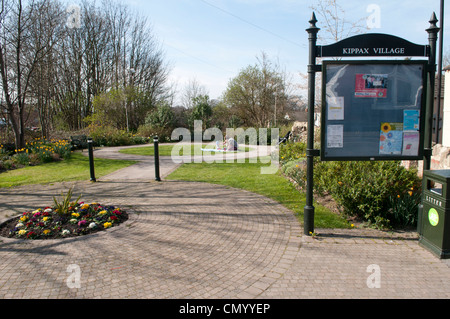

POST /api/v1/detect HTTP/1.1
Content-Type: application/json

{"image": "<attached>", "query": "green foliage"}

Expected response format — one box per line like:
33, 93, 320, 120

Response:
223, 53, 289, 128
88, 125, 150, 147
314, 161, 421, 229
386, 190, 422, 229
89, 125, 130, 147
279, 141, 422, 229
279, 142, 307, 164
13, 152, 30, 166
136, 125, 172, 143
142, 102, 175, 142
189, 95, 213, 129
88, 89, 127, 129
0, 139, 72, 172
53, 187, 82, 216
145, 102, 174, 128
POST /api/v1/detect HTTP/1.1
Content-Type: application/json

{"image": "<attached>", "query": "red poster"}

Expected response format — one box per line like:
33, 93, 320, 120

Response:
355, 74, 388, 98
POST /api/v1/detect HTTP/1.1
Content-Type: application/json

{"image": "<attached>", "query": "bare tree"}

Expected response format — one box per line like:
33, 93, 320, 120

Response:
181, 78, 208, 110
296, 0, 368, 110
0, 0, 57, 148
310, 0, 367, 44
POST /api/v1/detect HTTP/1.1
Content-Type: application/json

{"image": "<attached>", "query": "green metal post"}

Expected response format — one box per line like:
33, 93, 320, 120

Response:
424, 13, 439, 171
88, 138, 96, 182
154, 136, 161, 182
304, 13, 320, 236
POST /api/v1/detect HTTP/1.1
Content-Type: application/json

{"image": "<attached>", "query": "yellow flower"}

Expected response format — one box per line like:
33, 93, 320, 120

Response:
71, 213, 80, 218
104, 222, 112, 229
81, 204, 90, 209
20, 216, 28, 222
381, 123, 392, 133
408, 191, 413, 197
43, 217, 49, 222
18, 230, 26, 236
43, 230, 51, 235
98, 210, 107, 215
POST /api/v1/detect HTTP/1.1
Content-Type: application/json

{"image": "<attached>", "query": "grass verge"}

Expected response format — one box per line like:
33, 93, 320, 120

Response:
119, 144, 253, 157
0, 153, 136, 188
167, 158, 350, 229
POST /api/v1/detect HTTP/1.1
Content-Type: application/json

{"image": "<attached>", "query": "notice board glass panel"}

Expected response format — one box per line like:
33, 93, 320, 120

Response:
321, 60, 427, 161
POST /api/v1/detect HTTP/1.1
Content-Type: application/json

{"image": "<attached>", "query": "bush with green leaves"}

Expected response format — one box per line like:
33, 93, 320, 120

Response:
279, 142, 307, 164
279, 141, 422, 229
314, 160, 422, 229
88, 125, 150, 147
88, 125, 133, 147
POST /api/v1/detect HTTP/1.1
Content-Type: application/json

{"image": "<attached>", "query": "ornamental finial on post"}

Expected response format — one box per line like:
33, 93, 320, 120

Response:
307, 12, 320, 34
427, 12, 440, 37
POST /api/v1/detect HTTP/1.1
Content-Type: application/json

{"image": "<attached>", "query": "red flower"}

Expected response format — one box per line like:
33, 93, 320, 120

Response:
113, 210, 122, 215
26, 231, 36, 238
110, 216, 118, 221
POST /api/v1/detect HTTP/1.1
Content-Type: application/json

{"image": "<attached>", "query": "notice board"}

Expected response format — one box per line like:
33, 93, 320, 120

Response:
321, 60, 427, 161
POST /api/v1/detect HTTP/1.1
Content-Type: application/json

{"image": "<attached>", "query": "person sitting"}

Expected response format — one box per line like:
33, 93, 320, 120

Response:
226, 136, 238, 151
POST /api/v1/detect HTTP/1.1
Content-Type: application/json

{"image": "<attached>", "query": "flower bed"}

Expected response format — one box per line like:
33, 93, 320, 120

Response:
0, 202, 128, 240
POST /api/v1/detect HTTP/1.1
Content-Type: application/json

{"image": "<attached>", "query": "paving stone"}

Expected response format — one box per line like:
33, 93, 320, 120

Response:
1, 145, 450, 299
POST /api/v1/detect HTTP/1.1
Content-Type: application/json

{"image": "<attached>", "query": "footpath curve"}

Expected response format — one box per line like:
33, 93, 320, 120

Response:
0, 144, 450, 299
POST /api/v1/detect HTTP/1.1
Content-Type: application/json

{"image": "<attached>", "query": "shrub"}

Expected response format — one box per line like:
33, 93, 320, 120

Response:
136, 125, 172, 143
281, 159, 307, 190
51, 140, 72, 159
13, 152, 30, 166
314, 161, 421, 229
278, 141, 422, 229
88, 125, 133, 147
0, 139, 73, 172
279, 142, 307, 165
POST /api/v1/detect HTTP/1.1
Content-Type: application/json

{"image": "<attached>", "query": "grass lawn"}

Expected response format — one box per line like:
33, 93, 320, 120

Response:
0, 153, 136, 188
167, 158, 350, 229
119, 144, 253, 157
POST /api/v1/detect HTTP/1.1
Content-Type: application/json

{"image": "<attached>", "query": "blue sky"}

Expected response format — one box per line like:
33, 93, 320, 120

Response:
126, 0, 448, 103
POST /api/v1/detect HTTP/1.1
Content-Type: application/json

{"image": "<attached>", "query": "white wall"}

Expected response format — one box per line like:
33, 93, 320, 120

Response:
443, 70, 450, 147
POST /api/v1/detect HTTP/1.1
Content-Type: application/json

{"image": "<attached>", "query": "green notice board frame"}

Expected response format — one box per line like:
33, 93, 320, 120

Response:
321, 60, 427, 161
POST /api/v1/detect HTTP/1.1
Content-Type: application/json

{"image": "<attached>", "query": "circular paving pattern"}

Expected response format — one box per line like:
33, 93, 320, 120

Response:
0, 180, 302, 299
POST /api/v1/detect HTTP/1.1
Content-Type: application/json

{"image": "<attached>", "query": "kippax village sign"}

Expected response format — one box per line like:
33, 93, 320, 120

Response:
342, 47, 404, 55
317, 33, 429, 57
303, 12, 439, 237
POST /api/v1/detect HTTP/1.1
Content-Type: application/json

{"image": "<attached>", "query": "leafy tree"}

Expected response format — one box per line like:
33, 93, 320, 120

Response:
223, 53, 288, 128
189, 95, 212, 130
145, 102, 174, 129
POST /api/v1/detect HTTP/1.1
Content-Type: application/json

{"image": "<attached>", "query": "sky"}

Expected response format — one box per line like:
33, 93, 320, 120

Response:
125, 0, 449, 104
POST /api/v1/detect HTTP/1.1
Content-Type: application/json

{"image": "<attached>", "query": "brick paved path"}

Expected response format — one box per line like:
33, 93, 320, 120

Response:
1, 146, 450, 299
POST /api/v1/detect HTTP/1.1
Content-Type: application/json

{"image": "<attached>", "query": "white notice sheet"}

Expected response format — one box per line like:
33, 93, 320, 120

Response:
327, 96, 345, 120
327, 125, 344, 148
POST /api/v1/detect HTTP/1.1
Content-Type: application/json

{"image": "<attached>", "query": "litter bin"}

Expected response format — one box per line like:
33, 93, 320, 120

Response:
418, 170, 450, 259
